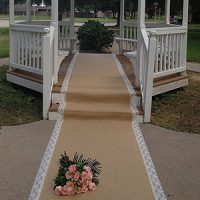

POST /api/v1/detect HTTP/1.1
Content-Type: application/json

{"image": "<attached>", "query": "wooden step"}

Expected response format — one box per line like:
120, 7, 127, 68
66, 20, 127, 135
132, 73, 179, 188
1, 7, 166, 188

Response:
137, 106, 144, 116
52, 85, 61, 93
153, 74, 189, 87
49, 103, 59, 112
7, 69, 43, 84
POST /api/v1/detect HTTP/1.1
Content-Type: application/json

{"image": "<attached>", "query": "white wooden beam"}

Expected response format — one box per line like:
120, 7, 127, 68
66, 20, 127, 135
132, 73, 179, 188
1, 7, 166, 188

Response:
9, 0, 15, 24
182, 0, 189, 27
120, 0, 125, 38
138, 0, 145, 28
26, 0, 32, 22
165, 0, 170, 24
51, 0, 59, 83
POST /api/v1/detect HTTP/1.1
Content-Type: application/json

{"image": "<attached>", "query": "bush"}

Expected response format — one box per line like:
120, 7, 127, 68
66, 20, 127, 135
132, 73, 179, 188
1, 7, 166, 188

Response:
77, 20, 115, 52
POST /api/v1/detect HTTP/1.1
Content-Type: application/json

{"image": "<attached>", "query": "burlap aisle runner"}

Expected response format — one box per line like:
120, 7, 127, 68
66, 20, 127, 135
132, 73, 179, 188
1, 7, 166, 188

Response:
39, 54, 155, 200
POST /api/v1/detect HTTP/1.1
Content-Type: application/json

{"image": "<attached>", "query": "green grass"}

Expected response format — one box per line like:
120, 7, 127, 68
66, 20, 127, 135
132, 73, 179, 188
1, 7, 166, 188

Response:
0, 28, 9, 58
187, 28, 200, 63
151, 71, 200, 134
0, 66, 42, 126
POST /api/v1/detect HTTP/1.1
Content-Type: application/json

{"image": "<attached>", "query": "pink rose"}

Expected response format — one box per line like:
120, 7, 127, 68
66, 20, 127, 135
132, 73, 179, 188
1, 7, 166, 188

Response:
89, 182, 96, 191
81, 171, 88, 180
82, 180, 90, 187
55, 186, 63, 196
77, 177, 84, 185
84, 166, 91, 172
62, 186, 69, 196
73, 171, 80, 181
66, 171, 73, 179
68, 164, 77, 173
87, 171, 93, 180
66, 181, 75, 192
81, 185, 88, 193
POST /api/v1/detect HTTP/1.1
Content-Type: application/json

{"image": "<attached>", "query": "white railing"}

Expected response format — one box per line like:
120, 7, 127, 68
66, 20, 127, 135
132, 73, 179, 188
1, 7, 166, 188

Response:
139, 29, 157, 122
58, 21, 76, 51
147, 27, 187, 78
10, 24, 49, 75
10, 23, 56, 119
123, 21, 138, 40
117, 21, 138, 53
43, 24, 56, 119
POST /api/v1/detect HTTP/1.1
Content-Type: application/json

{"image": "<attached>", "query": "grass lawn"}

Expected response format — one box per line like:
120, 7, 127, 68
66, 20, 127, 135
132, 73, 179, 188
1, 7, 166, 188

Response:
0, 28, 9, 58
0, 66, 42, 126
187, 25, 200, 63
151, 71, 200, 134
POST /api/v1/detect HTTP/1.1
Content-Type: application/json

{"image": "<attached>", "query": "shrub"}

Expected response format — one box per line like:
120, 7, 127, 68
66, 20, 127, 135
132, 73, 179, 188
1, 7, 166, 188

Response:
77, 20, 115, 52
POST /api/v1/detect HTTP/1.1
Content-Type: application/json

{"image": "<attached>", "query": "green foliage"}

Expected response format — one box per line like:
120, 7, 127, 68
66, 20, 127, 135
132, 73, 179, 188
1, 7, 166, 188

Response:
54, 152, 102, 188
77, 20, 115, 51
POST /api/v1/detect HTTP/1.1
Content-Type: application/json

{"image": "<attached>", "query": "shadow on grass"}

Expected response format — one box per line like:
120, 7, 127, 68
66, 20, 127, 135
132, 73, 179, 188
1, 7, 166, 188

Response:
0, 66, 42, 126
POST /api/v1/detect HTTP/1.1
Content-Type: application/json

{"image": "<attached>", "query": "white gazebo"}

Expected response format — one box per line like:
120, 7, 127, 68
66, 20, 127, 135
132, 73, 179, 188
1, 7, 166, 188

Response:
7, 0, 189, 122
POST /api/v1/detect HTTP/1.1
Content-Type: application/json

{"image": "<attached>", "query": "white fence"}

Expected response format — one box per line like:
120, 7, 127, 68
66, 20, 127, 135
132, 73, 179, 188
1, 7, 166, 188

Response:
139, 29, 157, 122
43, 24, 56, 119
117, 21, 138, 53
58, 21, 76, 51
10, 23, 56, 119
10, 24, 48, 75
147, 27, 187, 79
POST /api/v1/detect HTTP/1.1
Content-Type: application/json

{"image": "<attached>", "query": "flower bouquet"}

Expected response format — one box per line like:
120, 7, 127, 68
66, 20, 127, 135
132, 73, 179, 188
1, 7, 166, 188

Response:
54, 152, 102, 196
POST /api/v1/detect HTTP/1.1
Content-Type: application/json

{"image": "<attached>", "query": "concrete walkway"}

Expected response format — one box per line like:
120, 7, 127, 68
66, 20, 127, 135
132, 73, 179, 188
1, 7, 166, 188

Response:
0, 57, 9, 66
141, 124, 200, 200
0, 120, 55, 200
1, 121, 200, 200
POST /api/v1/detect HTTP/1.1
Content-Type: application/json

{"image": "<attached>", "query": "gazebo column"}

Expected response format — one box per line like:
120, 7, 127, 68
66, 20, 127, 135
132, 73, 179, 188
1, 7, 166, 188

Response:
9, 0, 15, 24
119, 0, 125, 54
26, 0, 32, 22
181, 0, 189, 73
182, 0, 189, 27
136, 0, 146, 87
51, 0, 59, 83
69, 0, 75, 54
165, 0, 170, 24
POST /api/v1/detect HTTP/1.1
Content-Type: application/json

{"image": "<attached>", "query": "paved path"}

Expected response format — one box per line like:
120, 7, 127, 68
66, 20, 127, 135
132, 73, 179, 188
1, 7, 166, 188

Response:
1, 121, 200, 200
141, 124, 200, 200
187, 62, 200, 73
0, 57, 9, 66
0, 120, 55, 200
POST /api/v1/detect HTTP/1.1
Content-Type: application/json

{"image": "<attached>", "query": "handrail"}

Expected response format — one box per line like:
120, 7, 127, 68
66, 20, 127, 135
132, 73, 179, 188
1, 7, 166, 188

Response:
10, 23, 49, 33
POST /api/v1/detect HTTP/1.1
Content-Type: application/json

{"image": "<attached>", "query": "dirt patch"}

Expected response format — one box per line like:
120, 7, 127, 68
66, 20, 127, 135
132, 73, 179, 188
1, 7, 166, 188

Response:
151, 71, 200, 134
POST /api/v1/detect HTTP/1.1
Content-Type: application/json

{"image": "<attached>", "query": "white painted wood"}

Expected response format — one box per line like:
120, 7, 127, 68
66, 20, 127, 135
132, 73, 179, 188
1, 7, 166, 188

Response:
52, 93, 65, 104
153, 78, 188, 96
182, 0, 189, 27
165, 0, 171, 24
42, 26, 55, 119
26, 0, 32, 22
51, 0, 58, 84
6, 73, 43, 93
9, 0, 15, 24
143, 32, 157, 122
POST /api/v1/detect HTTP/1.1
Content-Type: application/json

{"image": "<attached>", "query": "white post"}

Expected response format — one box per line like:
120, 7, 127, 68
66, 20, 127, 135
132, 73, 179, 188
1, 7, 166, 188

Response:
9, 0, 15, 24
26, 0, 32, 22
51, 0, 58, 83
144, 31, 157, 122
165, 0, 170, 24
119, 0, 125, 54
182, 0, 189, 27
136, 0, 146, 87
70, 0, 75, 54
182, 0, 189, 74
43, 29, 51, 119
